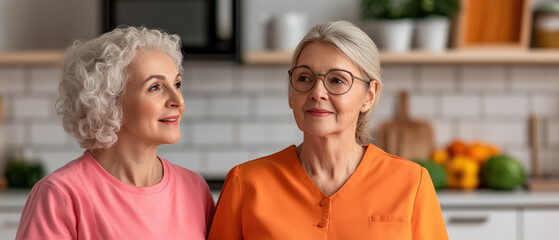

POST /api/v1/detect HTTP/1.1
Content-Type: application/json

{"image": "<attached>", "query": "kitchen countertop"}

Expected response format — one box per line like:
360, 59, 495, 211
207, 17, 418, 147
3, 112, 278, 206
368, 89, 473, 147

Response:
4, 189, 559, 210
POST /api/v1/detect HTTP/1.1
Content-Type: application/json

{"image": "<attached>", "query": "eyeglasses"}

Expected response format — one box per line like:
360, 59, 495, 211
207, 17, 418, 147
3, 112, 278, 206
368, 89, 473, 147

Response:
288, 66, 370, 95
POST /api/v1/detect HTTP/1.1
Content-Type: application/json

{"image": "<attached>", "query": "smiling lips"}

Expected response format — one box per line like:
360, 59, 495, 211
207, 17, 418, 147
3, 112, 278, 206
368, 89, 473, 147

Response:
158, 115, 180, 126
306, 108, 333, 117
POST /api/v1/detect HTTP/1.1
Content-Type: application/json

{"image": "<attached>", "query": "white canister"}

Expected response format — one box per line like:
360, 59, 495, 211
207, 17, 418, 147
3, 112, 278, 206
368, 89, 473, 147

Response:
415, 17, 450, 52
364, 19, 414, 53
269, 12, 308, 51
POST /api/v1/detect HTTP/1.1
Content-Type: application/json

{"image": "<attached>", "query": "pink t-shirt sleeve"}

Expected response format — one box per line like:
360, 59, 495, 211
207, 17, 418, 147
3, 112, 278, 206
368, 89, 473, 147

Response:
16, 182, 77, 240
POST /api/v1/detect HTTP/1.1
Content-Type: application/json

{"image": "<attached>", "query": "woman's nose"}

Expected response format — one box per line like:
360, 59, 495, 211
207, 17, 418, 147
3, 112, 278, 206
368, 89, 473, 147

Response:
167, 89, 184, 108
309, 76, 329, 101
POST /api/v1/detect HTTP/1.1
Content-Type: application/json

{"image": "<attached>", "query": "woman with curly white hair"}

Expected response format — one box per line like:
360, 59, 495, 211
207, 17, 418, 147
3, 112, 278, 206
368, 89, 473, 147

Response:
16, 27, 214, 239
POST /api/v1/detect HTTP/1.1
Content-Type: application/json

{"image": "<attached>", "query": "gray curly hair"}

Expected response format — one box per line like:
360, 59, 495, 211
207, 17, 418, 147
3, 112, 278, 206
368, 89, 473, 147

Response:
56, 26, 183, 149
290, 20, 383, 145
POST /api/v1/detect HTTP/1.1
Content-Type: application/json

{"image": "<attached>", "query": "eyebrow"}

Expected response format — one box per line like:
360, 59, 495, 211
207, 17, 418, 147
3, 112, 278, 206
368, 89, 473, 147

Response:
294, 65, 349, 73
144, 73, 181, 83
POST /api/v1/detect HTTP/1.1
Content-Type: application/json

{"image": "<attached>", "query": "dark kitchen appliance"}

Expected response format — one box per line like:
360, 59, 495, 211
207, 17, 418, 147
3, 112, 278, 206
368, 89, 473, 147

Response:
103, 0, 241, 61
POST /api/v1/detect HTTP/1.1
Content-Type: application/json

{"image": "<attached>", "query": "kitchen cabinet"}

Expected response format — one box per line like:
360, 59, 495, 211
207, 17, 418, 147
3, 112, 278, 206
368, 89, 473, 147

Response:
443, 209, 518, 240
439, 190, 559, 240
523, 209, 559, 239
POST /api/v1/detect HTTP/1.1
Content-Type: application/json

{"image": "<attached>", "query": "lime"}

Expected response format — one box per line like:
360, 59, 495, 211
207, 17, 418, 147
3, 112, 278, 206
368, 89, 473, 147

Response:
413, 159, 447, 190
482, 155, 525, 190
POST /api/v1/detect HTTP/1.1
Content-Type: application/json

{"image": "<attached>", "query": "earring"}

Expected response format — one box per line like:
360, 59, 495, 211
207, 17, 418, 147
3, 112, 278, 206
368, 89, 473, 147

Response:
361, 107, 365, 111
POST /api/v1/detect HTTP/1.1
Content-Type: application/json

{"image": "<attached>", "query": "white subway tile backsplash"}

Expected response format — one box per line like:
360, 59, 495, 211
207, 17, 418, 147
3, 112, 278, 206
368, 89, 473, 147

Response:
373, 92, 396, 118
409, 94, 437, 117
381, 65, 415, 92
209, 96, 250, 117
432, 120, 454, 148
30, 123, 68, 145
458, 121, 526, 145
267, 122, 301, 143
0, 123, 25, 145
441, 95, 481, 117
206, 150, 251, 175
548, 120, 559, 145
0, 68, 25, 93
533, 95, 559, 116
158, 150, 202, 172
504, 147, 531, 175
419, 65, 455, 91
13, 97, 51, 118
34, 150, 83, 173
484, 95, 529, 116
462, 65, 506, 91
240, 66, 289, 92
30, 67, 61, 93
2, 63, 558, 178
256, 95, 292, 117
511, 65, 559, 91
192, 122, 234, 145
183, 63, 236, 92
239, 123, 265, 144
240, 122, 300, 144
183, 97, 207, 118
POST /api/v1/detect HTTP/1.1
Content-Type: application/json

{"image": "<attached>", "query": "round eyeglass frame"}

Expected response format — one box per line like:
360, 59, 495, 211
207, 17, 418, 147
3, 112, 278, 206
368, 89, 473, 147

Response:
288, 66, 370, 95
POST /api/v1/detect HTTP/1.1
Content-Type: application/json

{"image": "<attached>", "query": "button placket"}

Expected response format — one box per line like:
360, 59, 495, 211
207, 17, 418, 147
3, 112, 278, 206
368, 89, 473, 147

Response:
317, 197, 330, 228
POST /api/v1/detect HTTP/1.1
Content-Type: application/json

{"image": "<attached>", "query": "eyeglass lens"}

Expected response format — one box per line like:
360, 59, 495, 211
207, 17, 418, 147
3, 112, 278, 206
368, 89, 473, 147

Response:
290, 67, 353, 95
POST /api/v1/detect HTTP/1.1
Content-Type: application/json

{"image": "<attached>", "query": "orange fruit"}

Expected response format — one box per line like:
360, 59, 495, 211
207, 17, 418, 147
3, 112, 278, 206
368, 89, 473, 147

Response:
431, 149, 450, 165
487, 144, 501, 156
467, 142, 492, 163
448, 140, 469, 157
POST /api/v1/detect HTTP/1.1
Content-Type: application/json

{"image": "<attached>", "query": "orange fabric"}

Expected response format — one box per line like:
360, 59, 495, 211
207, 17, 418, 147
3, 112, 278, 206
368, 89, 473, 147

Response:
208, 144, 448, 240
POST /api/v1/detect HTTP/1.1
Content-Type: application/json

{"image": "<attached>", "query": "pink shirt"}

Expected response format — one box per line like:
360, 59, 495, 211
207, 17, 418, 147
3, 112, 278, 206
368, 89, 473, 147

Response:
16, 151, 214, 240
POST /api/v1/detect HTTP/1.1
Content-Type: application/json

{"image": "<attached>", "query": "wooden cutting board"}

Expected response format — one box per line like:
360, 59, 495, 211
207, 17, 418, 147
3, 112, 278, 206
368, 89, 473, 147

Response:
526, 114, 559, 191
0, 96, 3, 125
376, 91, 435, 160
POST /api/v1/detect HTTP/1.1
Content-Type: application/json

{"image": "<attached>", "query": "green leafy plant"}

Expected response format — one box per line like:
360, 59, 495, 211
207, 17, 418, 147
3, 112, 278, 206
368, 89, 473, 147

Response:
362, 0, 416, 20
409, 0, 460, 18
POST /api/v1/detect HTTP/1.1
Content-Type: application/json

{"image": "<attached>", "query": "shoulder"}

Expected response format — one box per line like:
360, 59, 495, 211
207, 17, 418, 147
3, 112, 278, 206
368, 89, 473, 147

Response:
36, 152, 91, 191
162, 158, 209, 191
365, 144, 425, 182
234, 145, 297, 177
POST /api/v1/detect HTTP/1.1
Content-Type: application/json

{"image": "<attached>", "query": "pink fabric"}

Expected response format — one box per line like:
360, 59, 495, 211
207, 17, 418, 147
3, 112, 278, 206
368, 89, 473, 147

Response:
16, 151, 214, 240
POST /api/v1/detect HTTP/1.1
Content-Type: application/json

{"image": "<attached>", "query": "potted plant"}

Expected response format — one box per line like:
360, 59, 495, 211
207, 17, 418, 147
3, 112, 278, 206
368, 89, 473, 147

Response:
361, 0, 416, 52
410, 0, 460, 51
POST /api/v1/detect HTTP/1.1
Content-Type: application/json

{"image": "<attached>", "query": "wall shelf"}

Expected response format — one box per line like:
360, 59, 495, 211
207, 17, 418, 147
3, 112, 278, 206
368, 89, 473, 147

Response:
244, 49, 559, 65
0, 50, 64, 66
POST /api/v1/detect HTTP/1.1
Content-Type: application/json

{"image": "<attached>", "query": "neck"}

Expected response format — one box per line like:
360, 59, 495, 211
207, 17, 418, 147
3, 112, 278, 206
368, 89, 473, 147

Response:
90, 138, 162, 187
297, 134, 365, 196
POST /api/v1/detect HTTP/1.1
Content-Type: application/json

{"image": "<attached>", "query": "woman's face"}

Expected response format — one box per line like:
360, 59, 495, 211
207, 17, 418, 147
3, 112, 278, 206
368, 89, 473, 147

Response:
289, 42, 376, 140
119, 49, 184, 146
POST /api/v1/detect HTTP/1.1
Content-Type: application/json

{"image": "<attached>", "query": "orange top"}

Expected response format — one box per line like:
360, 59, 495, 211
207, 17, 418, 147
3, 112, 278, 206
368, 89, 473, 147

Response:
208, 144, 448, 240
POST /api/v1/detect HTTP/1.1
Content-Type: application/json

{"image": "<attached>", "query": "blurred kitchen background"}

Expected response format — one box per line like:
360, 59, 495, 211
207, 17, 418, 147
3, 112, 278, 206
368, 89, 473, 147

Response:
1, 0, 559, 239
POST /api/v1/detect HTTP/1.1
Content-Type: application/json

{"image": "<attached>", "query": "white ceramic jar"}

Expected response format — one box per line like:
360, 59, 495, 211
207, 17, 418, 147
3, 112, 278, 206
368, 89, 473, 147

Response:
269, 12, 308, 51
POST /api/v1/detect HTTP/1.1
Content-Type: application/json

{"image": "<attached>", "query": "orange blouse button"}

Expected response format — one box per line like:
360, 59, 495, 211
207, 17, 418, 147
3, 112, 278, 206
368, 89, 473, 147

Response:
319, 198, 329, 207
317, 220, 327, 228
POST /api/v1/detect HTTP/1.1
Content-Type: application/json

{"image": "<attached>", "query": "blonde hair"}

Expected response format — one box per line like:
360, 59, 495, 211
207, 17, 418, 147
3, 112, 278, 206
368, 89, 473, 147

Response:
57, 26, 183, 149
290, 20, 383, 145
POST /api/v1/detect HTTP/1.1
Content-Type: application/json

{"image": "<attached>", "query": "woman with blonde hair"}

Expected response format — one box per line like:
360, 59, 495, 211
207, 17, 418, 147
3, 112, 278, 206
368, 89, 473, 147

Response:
209, 20, 448, 239
16, 27, 214, 239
